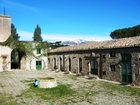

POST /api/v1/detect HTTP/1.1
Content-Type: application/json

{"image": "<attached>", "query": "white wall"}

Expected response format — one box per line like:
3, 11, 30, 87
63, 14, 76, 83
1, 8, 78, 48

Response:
0, 46, 12, 71
25, 47, 48, 71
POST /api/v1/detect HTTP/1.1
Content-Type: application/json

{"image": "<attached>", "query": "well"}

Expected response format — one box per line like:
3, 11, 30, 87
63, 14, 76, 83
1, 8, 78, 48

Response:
39, 78, 57, 88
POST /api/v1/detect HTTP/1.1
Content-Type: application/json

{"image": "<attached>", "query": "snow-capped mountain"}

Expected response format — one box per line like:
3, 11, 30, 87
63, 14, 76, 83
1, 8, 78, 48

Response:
62, 39, 92, 46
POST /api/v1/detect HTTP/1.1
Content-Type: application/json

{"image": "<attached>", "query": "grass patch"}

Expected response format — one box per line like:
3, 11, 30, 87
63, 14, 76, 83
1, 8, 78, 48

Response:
0, 93, 19, 105
21, 77, 140, 104
24, 84, 76, 101
100, 81, 140, 96
68, 75, 77, 80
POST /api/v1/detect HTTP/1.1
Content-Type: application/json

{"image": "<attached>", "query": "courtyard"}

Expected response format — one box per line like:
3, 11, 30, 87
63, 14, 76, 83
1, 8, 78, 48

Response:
0, 70, 140, 105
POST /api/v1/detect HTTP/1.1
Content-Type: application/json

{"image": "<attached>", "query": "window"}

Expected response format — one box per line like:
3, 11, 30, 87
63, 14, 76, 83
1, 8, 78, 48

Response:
110, 65, 115, 71
36, 48, 41, 54
110, 51, 116, 57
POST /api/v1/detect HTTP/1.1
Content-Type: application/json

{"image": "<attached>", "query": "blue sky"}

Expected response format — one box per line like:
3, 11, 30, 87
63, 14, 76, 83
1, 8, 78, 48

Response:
0, 0, 140, 42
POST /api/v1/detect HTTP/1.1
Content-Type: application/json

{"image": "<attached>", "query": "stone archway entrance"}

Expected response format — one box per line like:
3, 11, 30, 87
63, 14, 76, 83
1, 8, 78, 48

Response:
79, 58, 82, 73
85, 56, 99, 76
11, 49, 26, 69
59, 57, 63, 71
68, 58, 71, 72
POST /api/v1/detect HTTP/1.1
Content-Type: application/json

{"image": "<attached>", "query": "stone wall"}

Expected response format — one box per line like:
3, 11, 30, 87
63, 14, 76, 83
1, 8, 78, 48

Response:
0, 46, 12, 71
101, 51, 121, 82
48, 52, 91, 75
48, 47, 140, 85
131, 52, 140, 85
0, 15, 12, 71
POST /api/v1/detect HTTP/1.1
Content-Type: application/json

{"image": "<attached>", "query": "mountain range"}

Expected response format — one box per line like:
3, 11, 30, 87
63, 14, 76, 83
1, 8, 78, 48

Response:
62, 39, 93, 46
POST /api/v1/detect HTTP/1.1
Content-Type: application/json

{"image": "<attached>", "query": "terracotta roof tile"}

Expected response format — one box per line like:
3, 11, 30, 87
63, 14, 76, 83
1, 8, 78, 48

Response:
49, 36, 140, 53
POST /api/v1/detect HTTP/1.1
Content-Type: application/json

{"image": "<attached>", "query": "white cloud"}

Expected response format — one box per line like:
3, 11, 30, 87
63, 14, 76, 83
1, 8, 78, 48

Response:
42, 34, 111, 42
4, 0, 38, 13
18, 31, 33, 41
18, 31, 111, 42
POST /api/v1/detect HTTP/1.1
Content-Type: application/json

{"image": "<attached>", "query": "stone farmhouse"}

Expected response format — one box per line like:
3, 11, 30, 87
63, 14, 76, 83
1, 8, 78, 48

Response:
0, 15, 48, 71
48, 36, 140, 86
1, 14, 140, 86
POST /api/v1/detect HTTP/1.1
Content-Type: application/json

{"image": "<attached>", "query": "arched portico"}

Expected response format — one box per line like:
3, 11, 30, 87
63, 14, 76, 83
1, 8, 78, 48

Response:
11, 49, 26, 69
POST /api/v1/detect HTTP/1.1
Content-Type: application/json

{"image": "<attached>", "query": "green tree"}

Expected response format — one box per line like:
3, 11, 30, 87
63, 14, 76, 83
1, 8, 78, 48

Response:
11, 23, 20, 40
110, 25, 140, 39
33, 24, 43, 42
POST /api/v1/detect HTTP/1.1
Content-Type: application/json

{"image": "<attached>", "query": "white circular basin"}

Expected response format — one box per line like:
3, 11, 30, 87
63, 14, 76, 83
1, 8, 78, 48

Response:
39, 78, 57, 88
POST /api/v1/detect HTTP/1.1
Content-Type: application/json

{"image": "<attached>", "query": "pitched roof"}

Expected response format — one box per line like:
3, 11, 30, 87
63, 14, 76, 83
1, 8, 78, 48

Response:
49, 36, 140, 53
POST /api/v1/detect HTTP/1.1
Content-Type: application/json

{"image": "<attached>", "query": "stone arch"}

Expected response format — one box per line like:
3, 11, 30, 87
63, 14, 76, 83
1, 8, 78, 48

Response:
11, 49, 26, 69
53, 58, 57, 70
79, 58, 82, 73
68, 57, 71, 72
48, 58, 50, 64
59, 57, 63, 71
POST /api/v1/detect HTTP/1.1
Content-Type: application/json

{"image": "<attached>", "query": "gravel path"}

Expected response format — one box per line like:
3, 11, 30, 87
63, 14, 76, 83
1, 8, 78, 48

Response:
0, 70, 140, 105
0, 70, 49, 97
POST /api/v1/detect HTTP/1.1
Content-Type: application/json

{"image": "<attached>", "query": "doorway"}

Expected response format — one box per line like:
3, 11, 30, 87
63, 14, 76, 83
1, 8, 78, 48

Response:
11, 49, 26, 69
53, 58, 56, 69
68, 58, 71, 72
79, 58, 82, 73
36, 61, 42, 70
59, 57, 63, 71
121, 53, 132, 83
90, 59, 98, 75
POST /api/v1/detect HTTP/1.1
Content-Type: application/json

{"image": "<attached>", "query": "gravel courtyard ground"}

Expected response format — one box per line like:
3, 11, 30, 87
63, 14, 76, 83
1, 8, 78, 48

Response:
0, 69, 140, 105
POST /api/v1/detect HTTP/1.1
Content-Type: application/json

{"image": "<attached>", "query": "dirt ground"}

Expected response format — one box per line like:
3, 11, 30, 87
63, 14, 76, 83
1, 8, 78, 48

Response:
0, 69, 140, 105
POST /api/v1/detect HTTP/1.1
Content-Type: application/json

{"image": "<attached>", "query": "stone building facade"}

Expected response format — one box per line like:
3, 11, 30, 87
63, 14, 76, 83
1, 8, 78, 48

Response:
0, 15, 12, 71
48, 37, 140, 85
25, 42, 48, 71
0, 15, 48, 71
